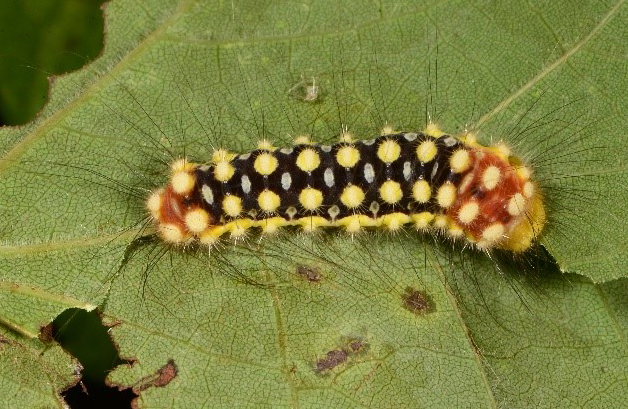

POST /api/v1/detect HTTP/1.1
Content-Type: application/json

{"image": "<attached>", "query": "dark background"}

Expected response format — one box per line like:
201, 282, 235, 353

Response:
0, 0, 106, 125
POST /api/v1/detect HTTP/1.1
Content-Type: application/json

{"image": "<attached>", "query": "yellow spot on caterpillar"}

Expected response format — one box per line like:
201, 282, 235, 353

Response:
449, 149, 471, 173
171, 158, 196, 172
185, 208, 209, 233
381, 124, 395, 135
340, 185, 365, 208
458, 201, 479, 224
412, 180, 431, 203
159, 223, 187, 244
212, 149, 235, 162
339, 131, 354, 143
294, 135, 312, 145
501, 192, 545, 252
171, 171, 195, 194
258, 189, 281, 212
214, 161, 235, 182
146, 190, 163, 218
299, 216, 330, 231
222, 195, 242, 217
336, 146, 360, 168
461, 132, 478, 145
416, 140, 437, 163
379, 180, 403, 204
448, 222, 464, 238
299, 187, 323, 210
507, 193, 526, 216
496, 142, 511, 158
523, 182, 535, 198
377, 140, 401, 163
296, 148, 320, 172
199, 225, 225, 246
481, 223, 505, 244
259, 217, 287, 234
381, 213, 410, 231
433, 215, 449, 229
227, 218, 254, 238
482, 166, 501, 190
338, 215, 375, 232
437, 183, 456, 208
411, 212, 434, 229
517, 166, 532, 180
254, 152, 278, 176
424, 123, 444, 137
257, 139, 275, 150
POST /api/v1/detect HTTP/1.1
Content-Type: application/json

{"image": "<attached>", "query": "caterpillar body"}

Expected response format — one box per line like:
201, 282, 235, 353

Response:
147, 126, 545, 252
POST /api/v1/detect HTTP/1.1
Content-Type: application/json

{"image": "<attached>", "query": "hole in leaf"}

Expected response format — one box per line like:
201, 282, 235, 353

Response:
53, 308, 136, 408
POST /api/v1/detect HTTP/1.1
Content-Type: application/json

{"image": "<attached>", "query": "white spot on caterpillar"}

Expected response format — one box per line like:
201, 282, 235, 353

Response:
280, 147, 293, 155
238, 153, 251, 160
202, 185, 214, 205
403, 161, 412, 181
482, 166, 501, 190
404, 133, 418, 141
362, 138, 375, 145
241, 175, 251, 194
443, 136, 457, 147
430, 162, 439, 180
369, 201, 380, 215
286, 206, 297, 219
508, 193, 526, 216
328, 205, 340, 220
321, 145, 332, 152
281, 172, 292, 190
324, 168, 335, 187
364, 163, 375, 183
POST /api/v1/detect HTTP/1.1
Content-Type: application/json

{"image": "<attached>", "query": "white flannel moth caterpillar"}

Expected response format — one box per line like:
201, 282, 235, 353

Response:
146, 126, 545, 252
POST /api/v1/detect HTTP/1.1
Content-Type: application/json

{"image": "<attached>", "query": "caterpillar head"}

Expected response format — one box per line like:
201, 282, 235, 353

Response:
146, 159, 211, 245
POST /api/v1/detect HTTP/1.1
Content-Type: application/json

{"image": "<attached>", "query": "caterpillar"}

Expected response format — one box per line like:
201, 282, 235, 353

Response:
147, 126, 545, 253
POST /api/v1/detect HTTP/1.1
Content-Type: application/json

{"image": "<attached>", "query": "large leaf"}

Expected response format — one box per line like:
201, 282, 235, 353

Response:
0, 327, 79, 408
1, 0, 628, 406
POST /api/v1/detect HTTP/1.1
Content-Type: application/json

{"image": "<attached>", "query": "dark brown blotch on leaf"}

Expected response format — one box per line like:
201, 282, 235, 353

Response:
296, 264, 323, 283
314, 337, 369, 373
315, 349, 349, 373
39, 323, 55, 343
402, 287, 435, 315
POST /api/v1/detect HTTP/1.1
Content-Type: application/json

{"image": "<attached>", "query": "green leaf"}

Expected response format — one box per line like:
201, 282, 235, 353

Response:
1, 0, 628, 406
0, 328, 79, 408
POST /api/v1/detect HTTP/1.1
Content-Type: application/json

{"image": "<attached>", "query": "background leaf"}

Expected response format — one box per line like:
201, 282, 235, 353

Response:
0, 327, 79, 408
1, 0, 628, 406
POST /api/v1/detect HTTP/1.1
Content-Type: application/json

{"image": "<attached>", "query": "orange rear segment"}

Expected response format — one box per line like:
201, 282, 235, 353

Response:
447, 145, 545, 252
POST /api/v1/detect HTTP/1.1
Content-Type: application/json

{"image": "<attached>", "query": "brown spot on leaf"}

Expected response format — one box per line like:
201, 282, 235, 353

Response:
315, 349, 349, 373
314, 337, 369, 373
296, 264, 323, 283
39, 323, 54, 343
133, 359, 178, 392
347, 338, 367, 353
402, 287, 434, 315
